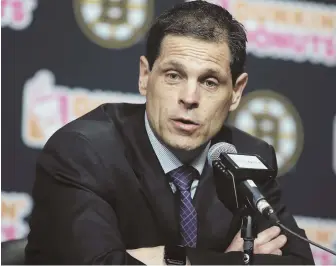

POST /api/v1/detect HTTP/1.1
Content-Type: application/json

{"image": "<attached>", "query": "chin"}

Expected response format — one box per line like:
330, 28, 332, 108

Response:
164, 136, 202, 151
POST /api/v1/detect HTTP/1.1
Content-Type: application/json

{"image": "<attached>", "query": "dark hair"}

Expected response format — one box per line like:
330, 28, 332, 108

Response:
145, 0, 247, 85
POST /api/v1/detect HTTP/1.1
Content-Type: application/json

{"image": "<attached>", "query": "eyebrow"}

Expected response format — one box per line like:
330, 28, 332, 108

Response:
202, 68, 222, 77
160, 60, 227, 79
160, 60, 185, 72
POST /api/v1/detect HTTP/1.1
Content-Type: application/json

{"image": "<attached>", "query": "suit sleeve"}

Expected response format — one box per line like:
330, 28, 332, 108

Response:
25, 130, 145, 265
186, 143, 315, 265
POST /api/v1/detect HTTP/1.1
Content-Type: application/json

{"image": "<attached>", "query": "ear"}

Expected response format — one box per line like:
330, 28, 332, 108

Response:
138, 56, 150, 96
229, 72, 248, 111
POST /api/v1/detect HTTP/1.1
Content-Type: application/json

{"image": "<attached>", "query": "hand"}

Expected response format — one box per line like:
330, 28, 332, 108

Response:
127, 246, 164, 265
225, 226, 287, 255
127, 246, 191, 265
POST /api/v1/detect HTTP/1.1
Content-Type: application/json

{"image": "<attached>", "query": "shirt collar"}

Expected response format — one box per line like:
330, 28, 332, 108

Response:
144, 111, 210, 175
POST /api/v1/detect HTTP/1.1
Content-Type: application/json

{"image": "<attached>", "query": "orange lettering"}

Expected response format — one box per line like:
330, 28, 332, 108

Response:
1, 201, 16, 220
253, 2, 269, 24
316, 231, 330, 242
292, 9, 304, 27
321, 14, 333, 29
73, 95, 89, 118
274, 9, 287, 24
233, 1, 248, 22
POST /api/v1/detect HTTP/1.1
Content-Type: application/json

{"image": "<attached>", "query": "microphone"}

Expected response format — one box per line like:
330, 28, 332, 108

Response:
207, 142, 280, 224
208, 142, 336, 257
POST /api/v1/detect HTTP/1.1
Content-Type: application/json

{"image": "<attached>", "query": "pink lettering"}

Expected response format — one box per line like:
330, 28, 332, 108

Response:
272, 34, 291, 50
248, 27, 269, 49
311, 35, 320, 54
59, 95, 69, 124
323, 37, 335, 58
247, 26, 336, 64
308, 35, 335, 60
292, 35, 310, 54
1, 0, 8, 18
220, 0, 230, 10
12, 0, 24, 22
33, 92, 70, 125
312, 250, 331, 265
2, 225, 16, 240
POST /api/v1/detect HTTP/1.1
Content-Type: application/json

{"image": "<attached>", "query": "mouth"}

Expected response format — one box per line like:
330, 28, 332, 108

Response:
171, 118, 200, 133
172, 118, 199, 125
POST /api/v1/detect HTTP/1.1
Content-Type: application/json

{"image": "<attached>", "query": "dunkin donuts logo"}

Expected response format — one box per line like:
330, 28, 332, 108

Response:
295, 216, 336, 265
2, 191, 33, 242
190, 0, 336, 67
21, 69, 145, 149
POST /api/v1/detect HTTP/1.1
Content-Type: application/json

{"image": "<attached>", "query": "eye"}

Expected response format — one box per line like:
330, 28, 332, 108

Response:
204, 79, 218, 88
167, 72, 181, 80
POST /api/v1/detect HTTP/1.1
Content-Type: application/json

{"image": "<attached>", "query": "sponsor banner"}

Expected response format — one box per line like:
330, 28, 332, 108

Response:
73, 0, 154, 49
189, 0, 336, 67
1, 191, 33, 242
228, 90, 304, 177
21, 69, 145, 149
1, 0, 37, 30
295, 216, 336, 265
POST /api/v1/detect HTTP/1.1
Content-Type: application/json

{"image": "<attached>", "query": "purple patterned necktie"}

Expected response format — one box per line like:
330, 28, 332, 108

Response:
169, 165, 199, 248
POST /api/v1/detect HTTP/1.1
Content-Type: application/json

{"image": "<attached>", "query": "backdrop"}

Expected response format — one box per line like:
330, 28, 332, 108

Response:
2, 0, 336, 264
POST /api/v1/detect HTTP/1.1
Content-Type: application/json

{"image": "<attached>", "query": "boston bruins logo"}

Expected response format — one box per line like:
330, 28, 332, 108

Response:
73, 0, 154, 49
228, 90, 304, 177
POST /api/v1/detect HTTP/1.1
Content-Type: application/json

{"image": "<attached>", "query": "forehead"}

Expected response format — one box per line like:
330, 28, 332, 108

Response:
156, 35, 231, 74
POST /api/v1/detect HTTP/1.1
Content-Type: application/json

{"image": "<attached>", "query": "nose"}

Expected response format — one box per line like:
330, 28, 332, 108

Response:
178, 81, 200, 110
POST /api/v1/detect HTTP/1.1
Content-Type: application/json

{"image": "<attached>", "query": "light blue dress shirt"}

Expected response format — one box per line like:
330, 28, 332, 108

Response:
144, 112, 210, 198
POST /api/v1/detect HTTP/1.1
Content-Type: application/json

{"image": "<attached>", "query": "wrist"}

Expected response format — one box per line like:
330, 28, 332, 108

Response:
164, 245, 186, 265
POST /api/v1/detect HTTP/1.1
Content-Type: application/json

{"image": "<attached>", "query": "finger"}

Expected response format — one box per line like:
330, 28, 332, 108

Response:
255, 226, 281, 246
271, 249, 282, 256
225, 230, 243, 252
225, 239, 243, 252
233, 229, 243, 243
257, 234, 287, 254
235, 229, 242, 239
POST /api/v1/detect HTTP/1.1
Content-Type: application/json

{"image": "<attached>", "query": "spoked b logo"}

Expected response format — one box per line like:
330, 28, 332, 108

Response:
73, 0, 154, 49
228, 90, 304, 177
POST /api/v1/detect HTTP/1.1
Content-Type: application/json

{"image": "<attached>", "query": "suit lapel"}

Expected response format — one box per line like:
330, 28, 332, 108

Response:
112, 105, 243, 248
121, 105, 180, 245
193, 163, 216, 247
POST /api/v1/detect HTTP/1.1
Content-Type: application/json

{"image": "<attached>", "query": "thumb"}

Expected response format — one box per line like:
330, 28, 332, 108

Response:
225, 230, 243, 252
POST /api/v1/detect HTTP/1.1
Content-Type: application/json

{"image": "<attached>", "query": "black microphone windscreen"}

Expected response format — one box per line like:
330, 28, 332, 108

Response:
207, 142, 237, 163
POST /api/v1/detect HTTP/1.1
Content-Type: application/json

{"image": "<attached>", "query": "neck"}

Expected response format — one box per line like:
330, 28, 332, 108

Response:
145, 112, 208, 164
165, 141, 208, 165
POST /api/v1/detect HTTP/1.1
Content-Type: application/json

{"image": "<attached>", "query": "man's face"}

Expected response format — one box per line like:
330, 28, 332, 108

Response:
139, 35, 248, 151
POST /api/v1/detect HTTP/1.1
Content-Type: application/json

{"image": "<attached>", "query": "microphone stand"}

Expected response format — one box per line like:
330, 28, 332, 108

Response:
241, 205, 257, 265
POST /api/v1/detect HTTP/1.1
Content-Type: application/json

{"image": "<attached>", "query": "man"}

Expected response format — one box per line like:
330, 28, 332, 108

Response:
25, 1, 314, 264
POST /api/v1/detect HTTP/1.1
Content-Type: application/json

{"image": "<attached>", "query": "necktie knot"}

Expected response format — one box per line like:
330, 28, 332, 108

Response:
169, 165, 199, 191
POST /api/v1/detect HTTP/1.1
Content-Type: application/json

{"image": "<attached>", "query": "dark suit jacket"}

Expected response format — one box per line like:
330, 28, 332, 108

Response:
25, 103, 314, 265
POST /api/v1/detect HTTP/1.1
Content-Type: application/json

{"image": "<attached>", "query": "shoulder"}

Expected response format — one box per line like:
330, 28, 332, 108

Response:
38, 102, 146, 175
52, 103, 121, 141
45, 102, 144, 149
36, 103, 144, 194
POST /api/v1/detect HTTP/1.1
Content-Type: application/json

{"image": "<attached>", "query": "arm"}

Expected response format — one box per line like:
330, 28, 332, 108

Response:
25, 130, 145, 265
120, 144, 315, 265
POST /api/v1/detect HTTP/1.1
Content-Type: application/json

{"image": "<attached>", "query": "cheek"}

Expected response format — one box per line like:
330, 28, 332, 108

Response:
203, 97, 231, 131
146, 82, 175, 131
